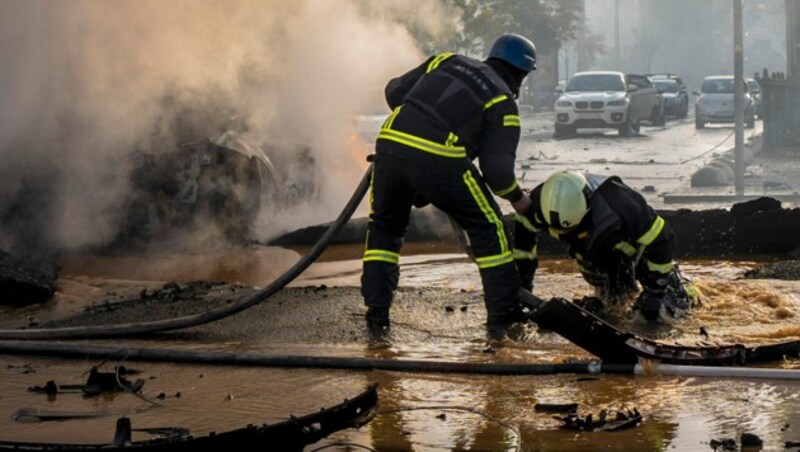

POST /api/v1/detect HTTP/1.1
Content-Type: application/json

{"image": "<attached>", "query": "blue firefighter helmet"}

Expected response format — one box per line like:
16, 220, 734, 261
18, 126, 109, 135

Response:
488, 33, 537, 72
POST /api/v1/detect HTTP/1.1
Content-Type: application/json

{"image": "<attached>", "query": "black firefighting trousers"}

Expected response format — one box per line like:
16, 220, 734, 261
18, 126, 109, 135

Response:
361, 146, 521, 324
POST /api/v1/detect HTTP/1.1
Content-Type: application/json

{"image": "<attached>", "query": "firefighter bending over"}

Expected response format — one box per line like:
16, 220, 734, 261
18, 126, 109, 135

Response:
514, 170, 699, 323
361, 34, 537, 339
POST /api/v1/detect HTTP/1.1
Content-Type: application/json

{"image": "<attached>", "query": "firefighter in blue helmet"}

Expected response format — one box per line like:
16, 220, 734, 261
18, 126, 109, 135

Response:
514, 170, 699, 323
361, 34, 537, 339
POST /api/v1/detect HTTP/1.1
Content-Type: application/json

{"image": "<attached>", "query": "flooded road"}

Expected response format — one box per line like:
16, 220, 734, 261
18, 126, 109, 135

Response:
1, 245, 799, 451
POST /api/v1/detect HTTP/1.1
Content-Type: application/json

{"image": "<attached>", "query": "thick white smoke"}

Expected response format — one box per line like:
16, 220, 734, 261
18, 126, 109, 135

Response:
0, 0, 451, 251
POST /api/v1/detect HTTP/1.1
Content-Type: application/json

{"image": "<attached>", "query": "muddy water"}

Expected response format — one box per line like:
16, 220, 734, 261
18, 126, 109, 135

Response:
1, 246, 799, 450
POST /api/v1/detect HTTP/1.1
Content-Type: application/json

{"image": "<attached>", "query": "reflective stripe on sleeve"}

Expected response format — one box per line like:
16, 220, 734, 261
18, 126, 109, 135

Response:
637, 216, 665, 246
493, 180, 519, 197
614, 241, 638, 257
513, 245, 537, 261
503, 114, 520, 127
484, 95, 509, 110
475, 252, 514, 269
646, 259, 673, 274
426, 52, 454, 73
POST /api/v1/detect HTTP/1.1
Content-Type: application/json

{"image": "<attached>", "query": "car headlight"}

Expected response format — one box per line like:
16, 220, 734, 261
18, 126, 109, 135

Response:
556, 100, 573, 107
607, 99, 626, 107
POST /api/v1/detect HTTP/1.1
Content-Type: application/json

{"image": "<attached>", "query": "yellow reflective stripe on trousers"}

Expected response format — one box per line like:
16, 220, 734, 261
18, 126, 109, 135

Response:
462, 170, 511, 268
646, 259, 673, 274
378, 129, 467, 158
363, 249, 400, 264
503, 114, 520, 127
493, 180, 519, 197
637, 216, 665, 245
475, 252, 513, 268
614, 240, 638, 257
426, 52, 454, 73
484, 95, 508, 110
513, 245, 537, 260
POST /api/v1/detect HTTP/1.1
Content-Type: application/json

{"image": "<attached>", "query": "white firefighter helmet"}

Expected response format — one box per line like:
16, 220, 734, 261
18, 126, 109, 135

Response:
540, 171, 591, 231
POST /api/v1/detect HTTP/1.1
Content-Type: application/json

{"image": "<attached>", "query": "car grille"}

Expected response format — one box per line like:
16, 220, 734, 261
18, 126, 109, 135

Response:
575, 101, 604, 110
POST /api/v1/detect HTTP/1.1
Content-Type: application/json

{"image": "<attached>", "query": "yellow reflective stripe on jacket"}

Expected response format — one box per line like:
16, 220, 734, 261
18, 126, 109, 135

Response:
462, 170, 510, 256
475, 252, 514, 269
637, 216, 665, 246
646, 259, 673, 274
503, 114, 520, 127
382, 105, 403, 130
378, 129, 467, 158
614, 240, 638, 257
484, 95, 508, 110
493, 180, 519, 197
548, 227, 561, 240
514, 214, 540, 233
363, 249, 400, 264
513, 245, 537, 260
426, 52, 454, 73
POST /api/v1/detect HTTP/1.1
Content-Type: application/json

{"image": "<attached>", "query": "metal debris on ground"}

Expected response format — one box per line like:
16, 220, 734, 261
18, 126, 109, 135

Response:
534, 403, 578, 414
27, 367, 144, 396
553, 408, 642, 432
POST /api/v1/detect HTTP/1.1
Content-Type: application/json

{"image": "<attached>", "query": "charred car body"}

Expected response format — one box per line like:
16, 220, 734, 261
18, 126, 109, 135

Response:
122, 130, 318, 245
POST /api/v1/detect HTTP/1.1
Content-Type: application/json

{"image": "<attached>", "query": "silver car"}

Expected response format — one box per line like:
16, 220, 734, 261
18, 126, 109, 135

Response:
554, 71, 660, 137
694, 76, 755, 129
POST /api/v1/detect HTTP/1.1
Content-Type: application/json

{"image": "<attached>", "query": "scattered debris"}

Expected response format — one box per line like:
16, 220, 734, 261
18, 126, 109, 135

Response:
553, 408, 642, 432
534, 403, 578, 414
710, 438, 737, 450
435, 413, 447, 420
743, 260, 800, 280
28, 367, 145, 396
642, 185, 656, 193
740, 432, 763, 448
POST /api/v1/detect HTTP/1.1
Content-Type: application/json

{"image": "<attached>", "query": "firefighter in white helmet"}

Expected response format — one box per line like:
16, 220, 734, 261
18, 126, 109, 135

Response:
514, 170, 698, 322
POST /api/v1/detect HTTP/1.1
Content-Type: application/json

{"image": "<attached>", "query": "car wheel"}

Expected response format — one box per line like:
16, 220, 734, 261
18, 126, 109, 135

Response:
618, 112, 631, 137
679, 99, 689, 118
652, 104, 666, 126
554, 123, 574, 138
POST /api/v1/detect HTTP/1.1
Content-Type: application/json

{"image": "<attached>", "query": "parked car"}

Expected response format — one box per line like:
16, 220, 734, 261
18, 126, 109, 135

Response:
553, 71, 661, 137
694, 76, 755, 129
649, 76, 689, 118
746, 78, 763, 118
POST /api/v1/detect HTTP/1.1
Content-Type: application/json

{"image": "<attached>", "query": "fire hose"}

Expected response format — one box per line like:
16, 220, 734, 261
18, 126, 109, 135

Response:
1, 341, 799, 380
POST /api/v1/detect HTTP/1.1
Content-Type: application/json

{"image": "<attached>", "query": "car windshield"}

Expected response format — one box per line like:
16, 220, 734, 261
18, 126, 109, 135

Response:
701, 79, 735, 94
746, 80, 760, 91
566, 74, 625, 92
654, 81, 678, 93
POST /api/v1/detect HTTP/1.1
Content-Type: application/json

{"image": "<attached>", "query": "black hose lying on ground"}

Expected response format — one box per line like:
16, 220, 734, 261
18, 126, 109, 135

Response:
0, 340, 632, 375
0, 166, 373, 340
4, 341, 799, 379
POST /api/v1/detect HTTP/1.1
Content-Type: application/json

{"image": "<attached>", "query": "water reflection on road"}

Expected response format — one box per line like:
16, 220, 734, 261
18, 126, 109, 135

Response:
0, 246, 798, 450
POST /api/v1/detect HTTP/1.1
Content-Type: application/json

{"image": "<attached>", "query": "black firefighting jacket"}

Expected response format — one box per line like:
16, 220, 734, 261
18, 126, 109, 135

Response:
379, 53, 523, 203
516, 175, 674, 286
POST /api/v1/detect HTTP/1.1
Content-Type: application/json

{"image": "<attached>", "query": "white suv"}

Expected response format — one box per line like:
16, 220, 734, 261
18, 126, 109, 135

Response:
554, 71, 660, 137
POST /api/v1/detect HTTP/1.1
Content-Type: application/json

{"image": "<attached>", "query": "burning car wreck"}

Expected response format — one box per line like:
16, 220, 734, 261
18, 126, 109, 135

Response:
119, 130, 319, 247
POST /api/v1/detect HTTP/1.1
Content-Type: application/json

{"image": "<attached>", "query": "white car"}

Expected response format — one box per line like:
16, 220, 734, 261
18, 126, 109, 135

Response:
694, 76, 755, 129
554, 71, 661, 137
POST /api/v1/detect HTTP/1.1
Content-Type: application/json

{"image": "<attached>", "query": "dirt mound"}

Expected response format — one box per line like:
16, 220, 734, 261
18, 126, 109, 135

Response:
743, 260, 800, 280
